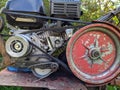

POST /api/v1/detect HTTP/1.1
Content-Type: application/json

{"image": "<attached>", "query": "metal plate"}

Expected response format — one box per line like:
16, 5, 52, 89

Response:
0, 69, 87, 90
66, 23, 120, 85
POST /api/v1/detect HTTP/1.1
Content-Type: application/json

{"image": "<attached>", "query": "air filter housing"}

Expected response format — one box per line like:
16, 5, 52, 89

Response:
50, 0, 81, 19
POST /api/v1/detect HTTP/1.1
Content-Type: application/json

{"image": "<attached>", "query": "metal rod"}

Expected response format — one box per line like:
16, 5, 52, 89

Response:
3, 10, 91, 24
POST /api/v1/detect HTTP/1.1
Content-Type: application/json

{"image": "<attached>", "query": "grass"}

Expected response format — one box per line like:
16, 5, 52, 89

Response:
107, 85, 120, 90
0, 86, 22, 90
0, 55, 2, 63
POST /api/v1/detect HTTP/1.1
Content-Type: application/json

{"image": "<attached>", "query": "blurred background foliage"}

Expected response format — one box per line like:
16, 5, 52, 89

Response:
0, 0, 7, 8
0, 0, 120, 90
80, 0, 120, 21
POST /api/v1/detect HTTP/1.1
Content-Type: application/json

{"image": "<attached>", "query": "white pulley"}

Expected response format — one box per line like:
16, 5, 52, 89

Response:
31, 58, 59, 79
5, 34, 32, 58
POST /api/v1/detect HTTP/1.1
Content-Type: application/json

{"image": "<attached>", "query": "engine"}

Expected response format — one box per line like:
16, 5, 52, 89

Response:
1, 0, 120, 86
4, 0, 81, 29
6, 31, 65, 58
5, 29, 68, 78
2, 0, 80, 79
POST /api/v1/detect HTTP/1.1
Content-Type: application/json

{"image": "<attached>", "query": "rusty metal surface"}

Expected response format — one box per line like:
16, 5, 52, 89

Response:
115, 77, 120, 86
110, 75, 120, 86
66, 23, 120, 85
93, 21, 120, 33
0, 69, 87, 90
0, 35, 11, 67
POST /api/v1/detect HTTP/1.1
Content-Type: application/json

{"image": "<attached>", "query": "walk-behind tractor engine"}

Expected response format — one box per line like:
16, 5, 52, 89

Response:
1, 0, 120, 86
3, 0, 82, 79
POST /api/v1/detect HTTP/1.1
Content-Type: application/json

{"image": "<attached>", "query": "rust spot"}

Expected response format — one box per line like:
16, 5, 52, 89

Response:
0, 35, 11, 68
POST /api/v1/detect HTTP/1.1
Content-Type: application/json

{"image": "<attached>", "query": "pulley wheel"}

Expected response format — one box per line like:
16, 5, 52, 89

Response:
31, 58, 59, 79
5, 34, 32, 58
66, 23, 120, 85
31, 67, 52, 79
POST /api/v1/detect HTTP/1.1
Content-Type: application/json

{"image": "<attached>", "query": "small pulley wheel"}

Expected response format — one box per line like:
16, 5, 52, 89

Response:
31, 58, 59, 79
5, 34, 32, 58
31, 63, 58, 79
66, 23, 120, 85
32, 67, 52, 79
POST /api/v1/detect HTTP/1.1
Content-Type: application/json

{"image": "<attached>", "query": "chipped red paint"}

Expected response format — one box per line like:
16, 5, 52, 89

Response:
66, 23, 120, 85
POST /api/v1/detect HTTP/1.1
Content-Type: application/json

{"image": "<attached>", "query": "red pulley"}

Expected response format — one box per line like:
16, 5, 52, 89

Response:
66, 23, 120, 85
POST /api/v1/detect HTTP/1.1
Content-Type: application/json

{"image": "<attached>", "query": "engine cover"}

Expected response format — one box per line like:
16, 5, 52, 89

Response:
4, 0, 46, 29
6, 0, 45, 14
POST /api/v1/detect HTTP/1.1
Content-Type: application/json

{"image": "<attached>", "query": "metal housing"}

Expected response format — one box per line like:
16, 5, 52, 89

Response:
50, 0, 81, 19
4, 0, 46, 29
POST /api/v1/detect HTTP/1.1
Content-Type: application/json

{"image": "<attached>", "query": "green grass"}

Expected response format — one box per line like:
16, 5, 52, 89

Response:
0, 86, 120, 90
0, 86, 22, 90
107, 85, 120, 90
0, 55, 2, 63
